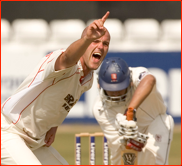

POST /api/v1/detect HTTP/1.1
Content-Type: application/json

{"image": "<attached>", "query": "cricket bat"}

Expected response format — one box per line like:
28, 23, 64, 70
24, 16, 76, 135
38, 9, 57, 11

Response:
121, 107, 138, 165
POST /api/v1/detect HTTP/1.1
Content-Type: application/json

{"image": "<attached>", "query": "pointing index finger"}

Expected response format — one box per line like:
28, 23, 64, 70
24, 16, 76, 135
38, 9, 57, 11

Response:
102, 11, 110, 24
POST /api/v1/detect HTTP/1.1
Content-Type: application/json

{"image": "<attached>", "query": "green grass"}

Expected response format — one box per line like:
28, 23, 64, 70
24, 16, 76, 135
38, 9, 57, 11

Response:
52, 124, 181, 165
168, 125, 181, 165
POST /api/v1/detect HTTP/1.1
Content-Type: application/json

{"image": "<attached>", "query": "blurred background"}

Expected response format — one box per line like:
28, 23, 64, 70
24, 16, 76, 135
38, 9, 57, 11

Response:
1, 1, 181, 165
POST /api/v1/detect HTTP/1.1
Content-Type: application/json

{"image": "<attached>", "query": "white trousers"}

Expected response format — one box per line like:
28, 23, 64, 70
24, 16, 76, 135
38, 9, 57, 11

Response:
137, 114, 174, 165
1, 130, 68, 165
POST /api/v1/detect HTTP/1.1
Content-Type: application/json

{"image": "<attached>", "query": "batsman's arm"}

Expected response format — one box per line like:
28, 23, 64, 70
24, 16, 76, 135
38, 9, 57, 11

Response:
128, 75, 156, 109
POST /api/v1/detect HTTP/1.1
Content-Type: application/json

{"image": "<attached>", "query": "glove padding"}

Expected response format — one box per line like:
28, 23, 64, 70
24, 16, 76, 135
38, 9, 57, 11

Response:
126, 138, 144, 151
122, 132, 149, 151
126, 133, 149, 151
115, 113, 149, 151
115, 113, 138, 139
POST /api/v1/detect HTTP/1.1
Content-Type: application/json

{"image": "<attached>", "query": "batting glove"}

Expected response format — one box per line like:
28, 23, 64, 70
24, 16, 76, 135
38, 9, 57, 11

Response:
126, 132, 149, 152
115, 113, 127, 130
115, 113, 138, 139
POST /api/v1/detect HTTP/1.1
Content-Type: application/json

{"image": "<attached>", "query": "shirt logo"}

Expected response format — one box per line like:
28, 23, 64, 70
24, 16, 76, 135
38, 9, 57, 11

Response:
62, 94, 78, 112
139, 71, 148, 80
155, 134, 162, 142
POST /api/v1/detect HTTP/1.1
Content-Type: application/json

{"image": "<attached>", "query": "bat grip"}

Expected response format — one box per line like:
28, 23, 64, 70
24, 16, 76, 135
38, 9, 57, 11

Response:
126, 107, 134, 121
126, 107, 134, 149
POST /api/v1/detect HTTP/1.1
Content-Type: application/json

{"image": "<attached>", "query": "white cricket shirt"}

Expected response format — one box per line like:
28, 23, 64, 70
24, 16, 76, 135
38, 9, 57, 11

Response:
92, 67, 167, 164
1, 49, 93, 149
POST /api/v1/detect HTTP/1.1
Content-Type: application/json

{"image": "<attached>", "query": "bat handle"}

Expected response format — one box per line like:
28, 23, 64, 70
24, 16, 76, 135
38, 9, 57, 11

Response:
126, 107, 134, 121
125, 107, 135, 149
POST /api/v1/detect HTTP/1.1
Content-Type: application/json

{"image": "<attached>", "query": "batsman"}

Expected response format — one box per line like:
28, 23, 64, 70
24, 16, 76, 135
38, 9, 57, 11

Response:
92, 57, 174, 165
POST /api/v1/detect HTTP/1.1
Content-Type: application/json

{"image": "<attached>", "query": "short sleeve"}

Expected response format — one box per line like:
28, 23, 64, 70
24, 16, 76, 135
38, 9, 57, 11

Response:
131, 67, 153, 87
41, 49, 77, 80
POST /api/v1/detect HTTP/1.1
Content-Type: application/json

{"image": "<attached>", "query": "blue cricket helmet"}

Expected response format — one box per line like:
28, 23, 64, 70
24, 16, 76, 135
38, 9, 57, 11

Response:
98, 57, 131, 91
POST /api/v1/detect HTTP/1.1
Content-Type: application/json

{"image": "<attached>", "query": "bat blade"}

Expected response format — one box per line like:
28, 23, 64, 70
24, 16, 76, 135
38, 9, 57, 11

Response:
121, 149, 137, 165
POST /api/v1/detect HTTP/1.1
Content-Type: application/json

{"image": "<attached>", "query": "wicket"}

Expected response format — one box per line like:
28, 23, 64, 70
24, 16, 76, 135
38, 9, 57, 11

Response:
75, 132, 109, 165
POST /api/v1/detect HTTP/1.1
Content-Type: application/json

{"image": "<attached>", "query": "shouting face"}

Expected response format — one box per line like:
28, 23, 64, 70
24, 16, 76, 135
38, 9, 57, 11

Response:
80, 30, 110, 75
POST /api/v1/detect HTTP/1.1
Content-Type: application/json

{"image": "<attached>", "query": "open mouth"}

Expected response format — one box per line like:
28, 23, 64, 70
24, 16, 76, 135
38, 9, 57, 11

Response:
92, 53, 101, 62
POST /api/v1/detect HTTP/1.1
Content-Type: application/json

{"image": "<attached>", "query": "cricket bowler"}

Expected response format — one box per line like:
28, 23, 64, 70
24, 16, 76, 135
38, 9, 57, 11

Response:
1, 11, 110, 165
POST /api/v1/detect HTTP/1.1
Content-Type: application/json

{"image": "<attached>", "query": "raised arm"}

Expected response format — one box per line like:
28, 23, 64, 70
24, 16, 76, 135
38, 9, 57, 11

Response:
55, 11, 110, 71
